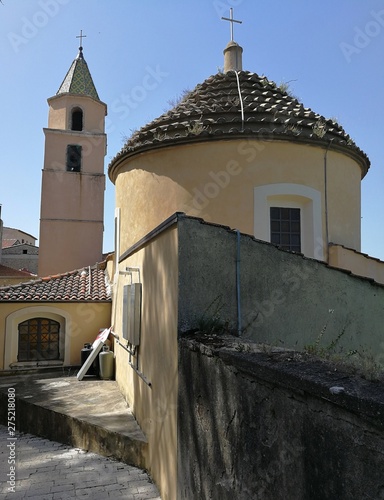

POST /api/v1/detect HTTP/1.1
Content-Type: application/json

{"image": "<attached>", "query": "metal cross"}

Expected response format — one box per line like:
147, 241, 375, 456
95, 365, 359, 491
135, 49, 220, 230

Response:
76, 29, 87, 48
221, 8, 242, 42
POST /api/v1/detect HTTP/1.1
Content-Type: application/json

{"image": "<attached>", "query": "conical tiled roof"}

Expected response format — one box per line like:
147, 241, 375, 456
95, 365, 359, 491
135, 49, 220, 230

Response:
57, 48, 100, 100
109, 71, 369, 179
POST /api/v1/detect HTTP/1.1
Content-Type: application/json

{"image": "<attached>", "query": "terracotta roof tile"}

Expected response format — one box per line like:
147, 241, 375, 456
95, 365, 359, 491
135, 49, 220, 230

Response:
2, 239, 18, 249
0, 265, 111, 302
109, 71, 369, 179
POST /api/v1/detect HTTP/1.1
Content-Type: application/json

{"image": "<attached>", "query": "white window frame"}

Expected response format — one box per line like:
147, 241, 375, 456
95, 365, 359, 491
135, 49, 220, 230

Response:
254, 183, 324, 260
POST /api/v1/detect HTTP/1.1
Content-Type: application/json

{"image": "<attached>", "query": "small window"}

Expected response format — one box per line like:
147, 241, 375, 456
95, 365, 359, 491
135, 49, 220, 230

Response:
66, 145, 82, 172
23, 249, 27, 254
71, 108, 83, 131
270, 207, 301, 252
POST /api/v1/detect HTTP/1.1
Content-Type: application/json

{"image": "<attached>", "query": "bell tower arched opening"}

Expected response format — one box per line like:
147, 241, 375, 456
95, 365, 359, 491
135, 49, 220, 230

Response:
71, 107, 83, 131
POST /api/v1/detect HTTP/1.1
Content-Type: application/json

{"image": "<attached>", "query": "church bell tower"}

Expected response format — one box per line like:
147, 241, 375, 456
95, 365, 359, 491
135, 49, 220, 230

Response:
38, 34, 107, 276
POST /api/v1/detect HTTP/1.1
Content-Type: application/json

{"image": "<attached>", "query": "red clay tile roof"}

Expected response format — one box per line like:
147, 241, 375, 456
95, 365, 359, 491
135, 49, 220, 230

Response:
0, 265, 111, 302
0, 265, 35, 278
2, 239, 19, 249
109, 71, 369, 180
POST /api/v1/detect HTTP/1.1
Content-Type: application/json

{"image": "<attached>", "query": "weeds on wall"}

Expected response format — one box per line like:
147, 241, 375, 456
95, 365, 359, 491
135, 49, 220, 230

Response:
304, 309, 383, 381
196, 295, 229, 335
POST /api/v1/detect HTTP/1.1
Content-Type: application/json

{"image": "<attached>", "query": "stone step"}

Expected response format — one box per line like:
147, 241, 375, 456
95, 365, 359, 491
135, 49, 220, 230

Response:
0, 372, 148, 469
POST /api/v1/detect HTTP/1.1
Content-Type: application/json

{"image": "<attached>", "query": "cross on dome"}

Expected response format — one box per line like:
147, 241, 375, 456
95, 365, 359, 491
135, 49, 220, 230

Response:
221, 8, 242, 42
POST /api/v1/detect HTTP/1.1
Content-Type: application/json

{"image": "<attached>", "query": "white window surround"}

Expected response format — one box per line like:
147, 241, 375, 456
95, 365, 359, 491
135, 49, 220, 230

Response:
254, 183, 324, 260
4, 307, 70, 369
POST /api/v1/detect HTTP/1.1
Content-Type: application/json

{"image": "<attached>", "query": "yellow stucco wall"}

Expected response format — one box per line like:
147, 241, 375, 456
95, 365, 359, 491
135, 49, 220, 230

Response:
329, 244, 384, 285
112, 225, 178, 500
43, 129, 106, 174
48, 94, 107, 132
112, 140, 362, 260
0, 277, 35, 287
0, 302, 111, 370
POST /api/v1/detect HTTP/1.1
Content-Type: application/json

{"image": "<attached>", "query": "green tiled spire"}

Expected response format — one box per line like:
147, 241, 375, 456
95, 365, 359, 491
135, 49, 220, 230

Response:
57, 48, 100, 100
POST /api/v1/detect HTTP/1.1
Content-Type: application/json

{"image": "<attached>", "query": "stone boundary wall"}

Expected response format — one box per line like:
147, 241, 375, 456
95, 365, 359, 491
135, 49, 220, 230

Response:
177, 215, 384, 367
177, 335, 384, 500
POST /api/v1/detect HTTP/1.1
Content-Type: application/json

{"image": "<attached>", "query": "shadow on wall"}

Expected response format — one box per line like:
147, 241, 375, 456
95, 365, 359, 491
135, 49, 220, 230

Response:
177, 336, 384, 500
177, 215, 384, 369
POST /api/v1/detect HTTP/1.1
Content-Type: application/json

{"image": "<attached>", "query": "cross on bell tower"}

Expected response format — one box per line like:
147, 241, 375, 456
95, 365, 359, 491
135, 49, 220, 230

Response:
76, 29, 87, 50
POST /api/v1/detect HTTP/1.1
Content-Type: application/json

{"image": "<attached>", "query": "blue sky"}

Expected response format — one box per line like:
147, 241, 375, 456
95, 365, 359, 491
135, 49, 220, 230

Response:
1, 0, 384, 258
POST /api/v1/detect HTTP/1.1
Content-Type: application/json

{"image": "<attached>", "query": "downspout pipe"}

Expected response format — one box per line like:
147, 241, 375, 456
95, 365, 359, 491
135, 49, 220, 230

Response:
236, 229, 242, 336
324, 140, 333, 262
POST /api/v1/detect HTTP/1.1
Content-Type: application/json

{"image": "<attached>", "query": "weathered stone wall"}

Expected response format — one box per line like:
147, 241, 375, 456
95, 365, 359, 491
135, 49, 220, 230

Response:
177, 336, 384, 500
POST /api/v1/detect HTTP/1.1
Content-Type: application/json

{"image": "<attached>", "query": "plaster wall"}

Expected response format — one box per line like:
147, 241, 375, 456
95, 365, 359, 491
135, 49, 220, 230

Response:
177, 216, 384, 366
39, 127, 106, 275
112, 225, 178, 500
113, 140, 361, 259
47, 94, 107, 132
38, 220, 104, 277
0, 276, 35, 287
40, 168, 105, 221
329, 243, 384, 285
43, 129, 106, 174
0, 301, 111, 370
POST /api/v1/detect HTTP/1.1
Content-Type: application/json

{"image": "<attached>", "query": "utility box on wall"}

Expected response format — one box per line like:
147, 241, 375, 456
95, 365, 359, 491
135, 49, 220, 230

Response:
122, 283, 142, 346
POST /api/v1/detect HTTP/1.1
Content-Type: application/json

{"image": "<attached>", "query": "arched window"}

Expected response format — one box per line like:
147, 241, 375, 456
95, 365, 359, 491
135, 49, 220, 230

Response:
18, 318, 60, 361
71, 107, 83, 131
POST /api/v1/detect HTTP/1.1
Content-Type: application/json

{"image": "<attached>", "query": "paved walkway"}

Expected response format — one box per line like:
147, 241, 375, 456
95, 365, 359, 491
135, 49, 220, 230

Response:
0, 425, 161, 499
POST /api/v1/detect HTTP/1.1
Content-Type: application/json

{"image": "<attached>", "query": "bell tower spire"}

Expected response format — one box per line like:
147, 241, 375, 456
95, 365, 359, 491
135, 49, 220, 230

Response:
38, 35, 107, 277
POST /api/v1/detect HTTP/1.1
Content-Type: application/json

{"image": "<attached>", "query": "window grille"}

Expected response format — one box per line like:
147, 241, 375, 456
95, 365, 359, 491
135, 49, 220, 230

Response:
270, 207, 301, 252
18, 318, 60, 362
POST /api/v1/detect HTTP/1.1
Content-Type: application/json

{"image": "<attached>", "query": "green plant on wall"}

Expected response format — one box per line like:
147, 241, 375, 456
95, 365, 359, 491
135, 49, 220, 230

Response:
196, 295, 228, 335
304, 309, 383, 381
